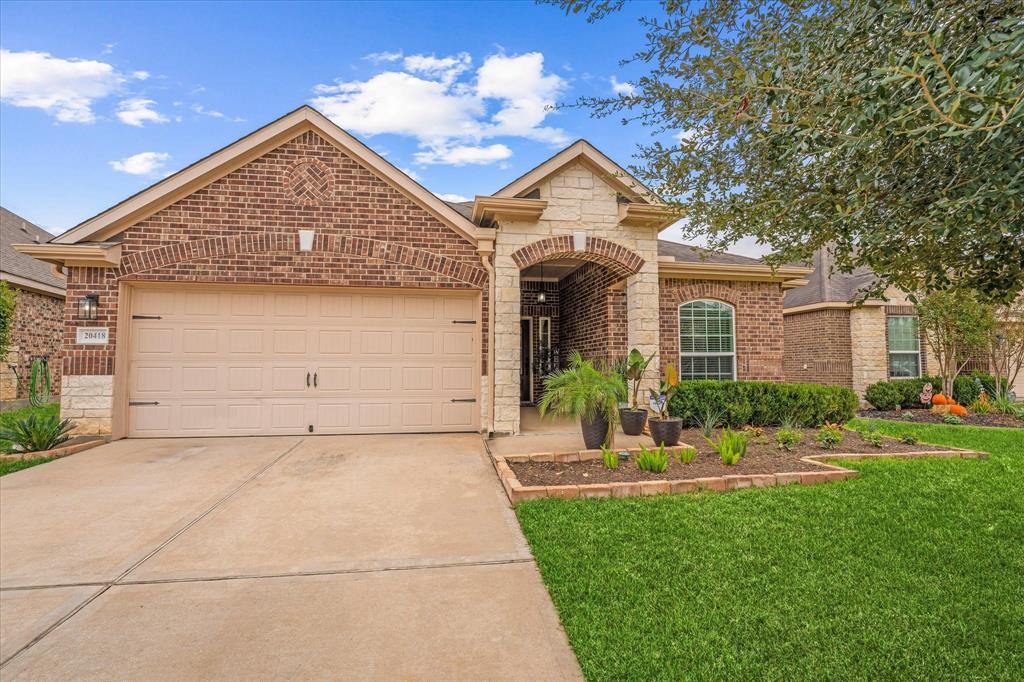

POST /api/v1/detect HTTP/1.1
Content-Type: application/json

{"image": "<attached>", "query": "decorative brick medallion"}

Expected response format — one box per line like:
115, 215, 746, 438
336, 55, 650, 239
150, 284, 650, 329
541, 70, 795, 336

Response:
284, 157, 333, 205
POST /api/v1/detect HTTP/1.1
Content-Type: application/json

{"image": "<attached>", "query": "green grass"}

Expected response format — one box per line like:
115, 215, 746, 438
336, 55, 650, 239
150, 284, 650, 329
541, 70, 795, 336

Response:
0, 402, 60, 456
516, 421, 1023, 681
0, 456, 55, 476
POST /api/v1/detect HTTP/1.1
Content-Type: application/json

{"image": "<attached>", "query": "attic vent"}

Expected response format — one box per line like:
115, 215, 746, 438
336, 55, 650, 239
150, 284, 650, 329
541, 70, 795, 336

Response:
523, 188, 541, 199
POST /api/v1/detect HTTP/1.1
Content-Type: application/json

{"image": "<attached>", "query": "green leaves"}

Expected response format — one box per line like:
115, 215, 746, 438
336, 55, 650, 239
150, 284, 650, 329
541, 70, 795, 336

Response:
563, 0, 1024, 302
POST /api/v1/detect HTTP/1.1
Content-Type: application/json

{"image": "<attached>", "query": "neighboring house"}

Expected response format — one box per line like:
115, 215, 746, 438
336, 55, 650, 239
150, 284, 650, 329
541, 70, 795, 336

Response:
1, 207, 65, 403
16, 106, 809, 437
784, 247, 942, 400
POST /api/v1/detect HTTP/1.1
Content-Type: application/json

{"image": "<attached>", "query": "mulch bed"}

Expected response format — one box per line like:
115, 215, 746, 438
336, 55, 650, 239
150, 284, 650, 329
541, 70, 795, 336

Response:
509, 427, 955, 487
859, 409, 1023, 428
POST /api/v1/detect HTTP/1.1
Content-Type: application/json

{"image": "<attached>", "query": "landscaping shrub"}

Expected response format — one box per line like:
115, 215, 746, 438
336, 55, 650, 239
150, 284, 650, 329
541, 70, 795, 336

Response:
668, 380, 857, 427
952, 372, 1005, 407
864, 375, 942, 410
0, 413, 73, 453
816, 423, 845, 449
635, 444, 669, 473
705, 429, 749, 465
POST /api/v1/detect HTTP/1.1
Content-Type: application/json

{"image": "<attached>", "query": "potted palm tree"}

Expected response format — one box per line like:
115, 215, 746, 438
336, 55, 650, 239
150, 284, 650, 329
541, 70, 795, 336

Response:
539, 351, 627, 449
648, 363, 684, 446
620, 348, 655, 435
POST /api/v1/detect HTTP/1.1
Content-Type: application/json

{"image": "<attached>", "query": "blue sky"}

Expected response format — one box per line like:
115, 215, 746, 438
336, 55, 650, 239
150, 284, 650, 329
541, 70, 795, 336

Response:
0, 1, 765, 256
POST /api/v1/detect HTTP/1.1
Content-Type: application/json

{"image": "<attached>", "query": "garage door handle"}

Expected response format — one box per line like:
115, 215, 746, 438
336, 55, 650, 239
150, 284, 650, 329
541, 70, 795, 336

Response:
129, 401, 160, 406
451, 320, 476, 325
306, 372, 311, 387
313, 372, 318, 388
450, 398, 477, 403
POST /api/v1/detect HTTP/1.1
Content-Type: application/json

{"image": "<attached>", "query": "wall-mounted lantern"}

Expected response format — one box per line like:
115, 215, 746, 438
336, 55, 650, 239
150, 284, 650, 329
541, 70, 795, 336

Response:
536, 261, 547, 303
78, 293, 99, 320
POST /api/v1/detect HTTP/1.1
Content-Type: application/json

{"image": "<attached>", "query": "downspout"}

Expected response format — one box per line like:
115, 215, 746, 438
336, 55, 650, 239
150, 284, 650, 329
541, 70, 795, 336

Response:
479, 242, 497, 436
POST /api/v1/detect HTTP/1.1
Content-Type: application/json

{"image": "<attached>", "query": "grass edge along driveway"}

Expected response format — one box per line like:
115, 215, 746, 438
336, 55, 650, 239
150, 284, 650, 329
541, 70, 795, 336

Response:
516, 421, 1023, 681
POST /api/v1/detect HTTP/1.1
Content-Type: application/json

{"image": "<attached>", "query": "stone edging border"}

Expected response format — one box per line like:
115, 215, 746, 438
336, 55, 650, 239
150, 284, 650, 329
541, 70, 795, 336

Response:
0, 437, 107, 462
491, 445, 986, 504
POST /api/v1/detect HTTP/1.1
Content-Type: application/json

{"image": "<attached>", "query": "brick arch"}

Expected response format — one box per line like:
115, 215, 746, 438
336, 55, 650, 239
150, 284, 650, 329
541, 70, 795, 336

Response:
661, 281, 741, 309
118, 232, 488, 287
510, 235, 644, 278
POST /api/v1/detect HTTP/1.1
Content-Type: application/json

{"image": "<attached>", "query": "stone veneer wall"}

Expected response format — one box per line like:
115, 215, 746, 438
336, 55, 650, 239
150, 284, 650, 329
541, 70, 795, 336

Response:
61, 130, 488, 435
783, 308, 853, 387
849, 306, 888, 400
1, 287, 64, 400
492, 161, 660, 434
660, 278, 785, 381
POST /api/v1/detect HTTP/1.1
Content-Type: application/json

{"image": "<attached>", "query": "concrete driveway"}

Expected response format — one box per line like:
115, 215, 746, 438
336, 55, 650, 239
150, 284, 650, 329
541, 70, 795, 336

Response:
0, 435, 581, 680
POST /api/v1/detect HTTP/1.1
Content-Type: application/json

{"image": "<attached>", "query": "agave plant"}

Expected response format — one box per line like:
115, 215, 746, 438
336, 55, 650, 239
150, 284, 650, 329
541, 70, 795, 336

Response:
539, 351, 626, 448
0, 413, 74, 453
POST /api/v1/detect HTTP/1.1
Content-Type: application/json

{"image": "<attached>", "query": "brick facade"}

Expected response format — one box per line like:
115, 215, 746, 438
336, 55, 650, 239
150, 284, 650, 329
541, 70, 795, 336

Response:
4, 287, 63, 398
63, 130, 489, 384
61, 130, 488, 434
783, 308, 853, 387
660, 279, 785, 381
558, 262, 627, 364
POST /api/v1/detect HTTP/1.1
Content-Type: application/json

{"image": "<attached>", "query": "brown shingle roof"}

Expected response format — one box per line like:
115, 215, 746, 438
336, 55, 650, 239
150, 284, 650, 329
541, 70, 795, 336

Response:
783, 248, 876, 308
657, 239, 764, 266
1, 207, 65, 293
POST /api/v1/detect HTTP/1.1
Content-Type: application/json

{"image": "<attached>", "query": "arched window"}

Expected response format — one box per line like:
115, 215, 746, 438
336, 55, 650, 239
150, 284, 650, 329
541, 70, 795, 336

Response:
678, 300, 736, 380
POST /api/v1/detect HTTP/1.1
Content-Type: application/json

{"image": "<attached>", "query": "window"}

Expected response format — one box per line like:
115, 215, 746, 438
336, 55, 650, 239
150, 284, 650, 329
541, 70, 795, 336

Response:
538, 317, 552, 375
888, 315, 921, 378
678, 300, 736, 380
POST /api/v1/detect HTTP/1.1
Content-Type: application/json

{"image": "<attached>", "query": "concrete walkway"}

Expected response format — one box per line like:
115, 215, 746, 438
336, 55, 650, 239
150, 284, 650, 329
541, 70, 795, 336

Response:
0, 435, 581, 681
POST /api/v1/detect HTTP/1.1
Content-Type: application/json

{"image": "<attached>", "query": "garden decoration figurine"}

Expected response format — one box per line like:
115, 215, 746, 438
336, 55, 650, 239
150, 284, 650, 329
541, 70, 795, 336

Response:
920, 383, 933, 406
620, 348, 655, 436
647, 363, 684, 446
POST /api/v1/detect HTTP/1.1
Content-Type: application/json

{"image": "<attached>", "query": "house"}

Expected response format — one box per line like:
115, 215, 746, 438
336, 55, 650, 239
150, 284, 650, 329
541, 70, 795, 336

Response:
1, 207, 65, 403
783, 246, 944, 400
15, 106, 810, 438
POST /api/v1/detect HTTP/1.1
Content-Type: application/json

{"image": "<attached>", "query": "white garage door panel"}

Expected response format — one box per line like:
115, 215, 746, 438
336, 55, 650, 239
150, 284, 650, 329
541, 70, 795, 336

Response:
127, 287, 479, 437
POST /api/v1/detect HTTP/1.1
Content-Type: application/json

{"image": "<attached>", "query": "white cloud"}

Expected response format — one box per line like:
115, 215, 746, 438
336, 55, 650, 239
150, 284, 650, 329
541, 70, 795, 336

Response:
311, 50, 569, 166
109, 151, 170, 176
436, 192, 471, 202
676, 128, 698, 144
363, 50, 403, 64
132, 70, 150, 81
399, 166, 421, 181
610, 76, 635, 96
0, 49, 125, 122
191, 104, 245, 122
415, 143, 512, 166
115, 98, 168, 126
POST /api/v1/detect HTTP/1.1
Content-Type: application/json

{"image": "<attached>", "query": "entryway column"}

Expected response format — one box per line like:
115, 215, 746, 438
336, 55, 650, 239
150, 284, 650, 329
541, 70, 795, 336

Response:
626, 260, 661, 397
492, 249, 523, 434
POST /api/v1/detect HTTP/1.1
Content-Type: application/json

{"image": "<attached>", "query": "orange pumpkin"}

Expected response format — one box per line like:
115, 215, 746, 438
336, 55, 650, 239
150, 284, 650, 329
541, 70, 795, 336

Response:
950, 405, 968, 417
932, 394, 948, 405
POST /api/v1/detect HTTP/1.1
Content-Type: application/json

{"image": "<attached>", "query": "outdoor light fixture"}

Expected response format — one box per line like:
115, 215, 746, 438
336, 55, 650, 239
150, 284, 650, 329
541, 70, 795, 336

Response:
78, 294, 99, 320
536, 261, 547, 303
298, 229, 315, 251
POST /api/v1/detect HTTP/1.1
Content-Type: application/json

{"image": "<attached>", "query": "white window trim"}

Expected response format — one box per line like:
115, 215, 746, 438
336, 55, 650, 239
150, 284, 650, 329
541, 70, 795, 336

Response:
678, 300, 737, 380
887, 315, 922, 379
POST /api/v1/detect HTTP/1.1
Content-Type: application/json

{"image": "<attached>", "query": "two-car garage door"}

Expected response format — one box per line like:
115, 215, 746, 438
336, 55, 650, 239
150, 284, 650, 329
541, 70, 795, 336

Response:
126, 286, 479, 437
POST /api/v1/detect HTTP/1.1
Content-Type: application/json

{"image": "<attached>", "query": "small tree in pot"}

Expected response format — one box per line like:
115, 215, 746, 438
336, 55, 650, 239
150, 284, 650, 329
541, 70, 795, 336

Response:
648, 363, 683, 446
539, 351, 626, 450
620, 348, 655, 435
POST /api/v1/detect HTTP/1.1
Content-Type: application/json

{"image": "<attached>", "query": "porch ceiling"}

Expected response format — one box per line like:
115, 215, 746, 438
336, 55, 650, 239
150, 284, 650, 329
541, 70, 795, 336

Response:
519, 257, 584, 281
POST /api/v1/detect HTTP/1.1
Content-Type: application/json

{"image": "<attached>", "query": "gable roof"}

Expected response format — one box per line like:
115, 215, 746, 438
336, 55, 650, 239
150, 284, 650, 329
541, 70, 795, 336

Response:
493, 139, 662, 203
657, 240, 764, 266
51, 106, 483, 247
783, 248, 878, 308
0, 207, 65, 296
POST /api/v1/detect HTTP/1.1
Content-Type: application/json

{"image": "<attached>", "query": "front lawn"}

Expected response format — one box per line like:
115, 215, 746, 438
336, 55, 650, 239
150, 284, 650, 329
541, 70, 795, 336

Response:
516, 421, 1023, 680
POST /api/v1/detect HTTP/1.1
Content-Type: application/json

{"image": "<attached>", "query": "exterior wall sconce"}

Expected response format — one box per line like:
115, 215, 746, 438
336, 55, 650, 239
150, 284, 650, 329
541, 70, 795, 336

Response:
298, 229, 315, 252
78, 293, 100, 320
536, 262, 547, 303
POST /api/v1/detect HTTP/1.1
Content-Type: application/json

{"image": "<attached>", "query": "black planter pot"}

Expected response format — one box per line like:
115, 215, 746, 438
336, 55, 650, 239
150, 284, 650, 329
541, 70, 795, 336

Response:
619, 408, 648, 436
648, 417, 683, 446
580, 413, 610, 450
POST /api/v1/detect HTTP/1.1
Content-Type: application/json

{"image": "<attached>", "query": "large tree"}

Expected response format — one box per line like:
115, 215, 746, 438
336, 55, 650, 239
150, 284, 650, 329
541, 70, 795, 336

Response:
557, 0, 1024, 302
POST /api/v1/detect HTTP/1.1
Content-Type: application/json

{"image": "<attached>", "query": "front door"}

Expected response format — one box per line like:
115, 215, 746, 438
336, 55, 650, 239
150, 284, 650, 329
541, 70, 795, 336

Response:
520, 318, 532, 403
